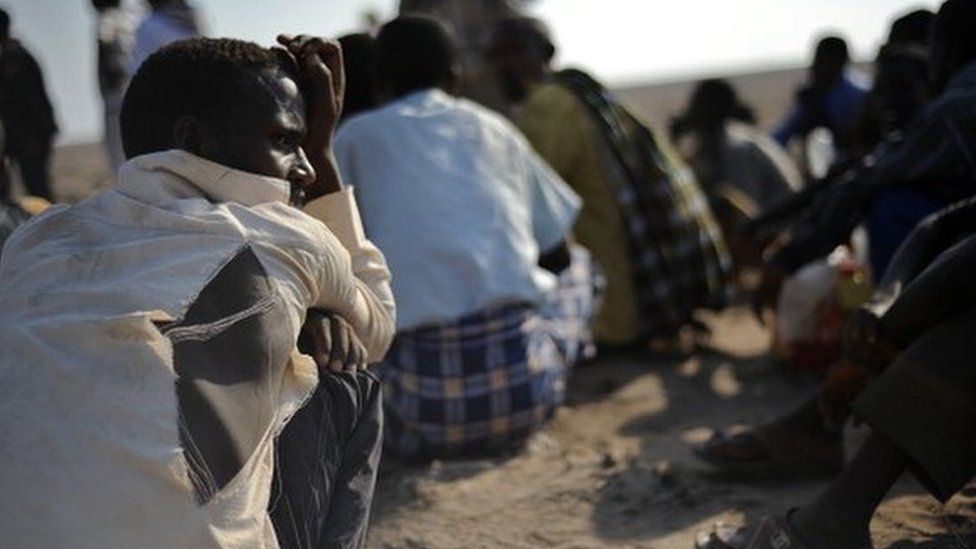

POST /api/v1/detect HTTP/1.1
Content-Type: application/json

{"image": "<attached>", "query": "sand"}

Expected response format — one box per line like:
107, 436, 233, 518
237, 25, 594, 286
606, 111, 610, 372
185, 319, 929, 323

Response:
367, 308, 976, 549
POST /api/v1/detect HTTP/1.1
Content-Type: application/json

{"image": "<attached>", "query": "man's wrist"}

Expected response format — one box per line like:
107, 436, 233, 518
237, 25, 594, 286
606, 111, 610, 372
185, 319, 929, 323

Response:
307, 146, 343, 200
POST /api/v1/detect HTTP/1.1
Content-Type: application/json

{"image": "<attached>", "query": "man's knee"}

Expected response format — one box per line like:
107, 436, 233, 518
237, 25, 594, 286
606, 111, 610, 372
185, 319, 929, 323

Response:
314, 370, 384, 439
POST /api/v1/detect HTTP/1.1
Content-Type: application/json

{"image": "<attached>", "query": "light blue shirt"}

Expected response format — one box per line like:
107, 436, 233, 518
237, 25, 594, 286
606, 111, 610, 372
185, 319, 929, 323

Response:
335, 89, 582, 331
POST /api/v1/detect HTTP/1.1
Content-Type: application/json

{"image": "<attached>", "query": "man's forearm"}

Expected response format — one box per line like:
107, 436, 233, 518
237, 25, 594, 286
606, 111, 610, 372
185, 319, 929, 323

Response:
307, 148, 343, 200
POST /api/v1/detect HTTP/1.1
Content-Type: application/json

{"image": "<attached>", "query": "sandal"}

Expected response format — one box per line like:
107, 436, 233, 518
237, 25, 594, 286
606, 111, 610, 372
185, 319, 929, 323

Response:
696, 513, 808, 549
691, 422, 843, 478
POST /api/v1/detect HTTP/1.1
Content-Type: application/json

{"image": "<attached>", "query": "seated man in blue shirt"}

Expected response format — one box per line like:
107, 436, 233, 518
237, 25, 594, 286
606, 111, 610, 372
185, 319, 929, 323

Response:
773, 35, 869, 167
334, 15, 598, 459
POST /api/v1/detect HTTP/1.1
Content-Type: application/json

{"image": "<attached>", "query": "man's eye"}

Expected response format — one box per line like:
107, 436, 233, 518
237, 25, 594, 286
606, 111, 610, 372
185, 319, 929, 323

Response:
274, 134, 302, 149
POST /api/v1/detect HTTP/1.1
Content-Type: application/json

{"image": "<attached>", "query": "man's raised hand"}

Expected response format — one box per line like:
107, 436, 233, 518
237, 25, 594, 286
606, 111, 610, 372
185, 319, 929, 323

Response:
277, 34, 346, 198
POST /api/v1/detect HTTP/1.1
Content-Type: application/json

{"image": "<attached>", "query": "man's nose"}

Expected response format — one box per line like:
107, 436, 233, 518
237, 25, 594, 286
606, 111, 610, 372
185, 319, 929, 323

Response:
291, 147, 317, 188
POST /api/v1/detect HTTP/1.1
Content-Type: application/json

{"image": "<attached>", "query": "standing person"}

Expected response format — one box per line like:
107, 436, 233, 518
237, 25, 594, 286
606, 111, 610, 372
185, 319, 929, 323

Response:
335, 15, 598, 459
0, 36, 395, 549
772, 35, 870, 168
91, 0, 135, 172
488, 17, 730, 350
0, 8, 58, 201
129, 0, 203, 72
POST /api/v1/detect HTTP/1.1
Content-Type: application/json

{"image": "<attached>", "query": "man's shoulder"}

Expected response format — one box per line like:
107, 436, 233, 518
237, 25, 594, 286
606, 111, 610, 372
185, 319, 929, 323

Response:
453, 96, 522, 133
528, 81, 582, 108
335, 106, 400, 144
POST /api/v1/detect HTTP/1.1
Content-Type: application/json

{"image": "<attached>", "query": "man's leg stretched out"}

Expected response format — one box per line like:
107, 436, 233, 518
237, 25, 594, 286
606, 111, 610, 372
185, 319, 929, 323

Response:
697, 307, 976, 548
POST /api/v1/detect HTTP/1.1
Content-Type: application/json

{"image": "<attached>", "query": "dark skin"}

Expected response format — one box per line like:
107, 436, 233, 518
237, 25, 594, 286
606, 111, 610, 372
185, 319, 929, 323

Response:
705, 29, 976, 545
486, 31, 577, 274
173, 35, 365, 372
487, 33, 549, 103
751, 26, 956, 323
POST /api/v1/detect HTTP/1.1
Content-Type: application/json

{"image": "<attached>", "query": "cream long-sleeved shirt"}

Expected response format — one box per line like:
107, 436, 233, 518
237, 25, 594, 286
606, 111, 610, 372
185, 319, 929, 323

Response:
0, 150, 395, 548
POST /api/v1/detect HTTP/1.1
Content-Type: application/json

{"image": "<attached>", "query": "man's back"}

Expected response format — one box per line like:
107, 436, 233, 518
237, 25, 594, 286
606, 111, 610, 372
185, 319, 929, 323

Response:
335, 89, 578, 330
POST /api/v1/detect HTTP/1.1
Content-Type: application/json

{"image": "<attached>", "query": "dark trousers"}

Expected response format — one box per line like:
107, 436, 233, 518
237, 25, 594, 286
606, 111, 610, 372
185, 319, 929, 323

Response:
853, 308, 976, 502
270, 370, 384, 549
7, 139, 53, 201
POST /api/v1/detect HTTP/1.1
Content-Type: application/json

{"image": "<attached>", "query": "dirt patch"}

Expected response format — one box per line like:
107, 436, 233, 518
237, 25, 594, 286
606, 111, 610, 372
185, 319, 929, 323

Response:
368, 308, 976, 548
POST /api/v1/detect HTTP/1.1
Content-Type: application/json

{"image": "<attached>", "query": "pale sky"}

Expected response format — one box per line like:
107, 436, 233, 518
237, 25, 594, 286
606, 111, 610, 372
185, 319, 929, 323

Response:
4, 0, 939, 144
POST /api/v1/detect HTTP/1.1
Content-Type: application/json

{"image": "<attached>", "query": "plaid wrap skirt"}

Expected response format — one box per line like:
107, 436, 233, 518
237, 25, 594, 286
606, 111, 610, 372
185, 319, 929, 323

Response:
379, 247, 599, 459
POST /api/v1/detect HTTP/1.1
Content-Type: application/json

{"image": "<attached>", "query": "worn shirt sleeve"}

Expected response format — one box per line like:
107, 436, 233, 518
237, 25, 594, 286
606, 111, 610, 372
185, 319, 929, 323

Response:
520, 138, 582, 252
879, 195, 976, 290
880, 233, 976, 346
772, 104, 972, 273
302, 188, 396, 361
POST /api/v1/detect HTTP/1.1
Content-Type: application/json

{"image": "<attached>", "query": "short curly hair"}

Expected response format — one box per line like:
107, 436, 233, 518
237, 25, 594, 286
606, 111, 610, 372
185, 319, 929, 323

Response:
120, 37, 297, 159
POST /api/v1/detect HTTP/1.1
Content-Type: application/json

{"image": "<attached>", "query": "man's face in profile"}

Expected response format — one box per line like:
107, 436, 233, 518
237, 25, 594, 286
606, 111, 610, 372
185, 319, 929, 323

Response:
198, 68, 316, 205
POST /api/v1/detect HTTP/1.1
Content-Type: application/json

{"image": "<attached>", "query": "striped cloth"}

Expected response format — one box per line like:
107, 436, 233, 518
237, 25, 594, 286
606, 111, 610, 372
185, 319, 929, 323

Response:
379, 247, 599, 459
556, 69, 732, 336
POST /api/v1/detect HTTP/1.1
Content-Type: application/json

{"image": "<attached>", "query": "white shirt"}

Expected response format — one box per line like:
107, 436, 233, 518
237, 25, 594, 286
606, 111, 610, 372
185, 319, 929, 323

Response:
335, 89, 581, 330
0, 150, 394, 548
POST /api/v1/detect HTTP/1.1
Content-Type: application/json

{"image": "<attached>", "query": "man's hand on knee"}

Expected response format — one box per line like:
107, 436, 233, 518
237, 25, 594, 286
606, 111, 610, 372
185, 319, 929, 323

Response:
301, 310, 369, 373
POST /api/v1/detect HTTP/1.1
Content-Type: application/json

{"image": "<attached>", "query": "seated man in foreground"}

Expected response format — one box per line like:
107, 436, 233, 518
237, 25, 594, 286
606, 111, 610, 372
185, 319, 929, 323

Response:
0, 36, 395, 548
698, 194, 976, 548
335, 16, 598, 459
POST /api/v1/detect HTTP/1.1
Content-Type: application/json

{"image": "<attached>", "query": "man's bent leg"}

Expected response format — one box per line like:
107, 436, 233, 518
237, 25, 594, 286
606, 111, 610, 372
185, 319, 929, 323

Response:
271, 371, 383, 549
852, 307, 976, 502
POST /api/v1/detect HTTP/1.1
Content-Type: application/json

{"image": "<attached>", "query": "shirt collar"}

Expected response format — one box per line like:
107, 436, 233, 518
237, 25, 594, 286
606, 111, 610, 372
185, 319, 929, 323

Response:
389, 88, 452, 112
116, 149, 291, 207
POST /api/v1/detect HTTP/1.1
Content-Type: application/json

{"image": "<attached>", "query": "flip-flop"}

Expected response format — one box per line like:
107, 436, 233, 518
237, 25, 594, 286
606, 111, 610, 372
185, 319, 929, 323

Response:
695, 513, 809, 549
691, 423, 842, 478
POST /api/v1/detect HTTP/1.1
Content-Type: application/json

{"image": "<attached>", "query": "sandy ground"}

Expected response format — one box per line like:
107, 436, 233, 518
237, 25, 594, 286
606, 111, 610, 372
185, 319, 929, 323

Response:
367, 308, 976, 549
43, 70, 973, 546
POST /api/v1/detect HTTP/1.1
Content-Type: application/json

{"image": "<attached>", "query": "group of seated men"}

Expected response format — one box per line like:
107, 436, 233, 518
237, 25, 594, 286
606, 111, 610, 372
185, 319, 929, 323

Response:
694, 0, 976, 547
1, 0, 976, 548
0, 8, 729, 548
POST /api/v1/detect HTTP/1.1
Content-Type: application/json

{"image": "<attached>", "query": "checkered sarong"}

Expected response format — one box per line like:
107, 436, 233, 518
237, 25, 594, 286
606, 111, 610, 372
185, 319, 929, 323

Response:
379, 247, 599, 459
556, 69, 732, 336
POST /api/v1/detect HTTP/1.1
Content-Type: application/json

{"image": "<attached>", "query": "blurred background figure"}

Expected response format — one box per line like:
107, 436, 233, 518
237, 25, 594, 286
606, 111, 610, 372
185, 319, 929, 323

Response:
129, 0, 203, 73
0, 121, 29, 257
773, 35, 870, 176
0, 121, 49, 259
91, 0, 134, 173
0, 7, 58, 201
399, 0, 529, 111
489, 17, 730, 350
337, 32, 379, 124
850, 9, 934, 157
671, 78, 801, 272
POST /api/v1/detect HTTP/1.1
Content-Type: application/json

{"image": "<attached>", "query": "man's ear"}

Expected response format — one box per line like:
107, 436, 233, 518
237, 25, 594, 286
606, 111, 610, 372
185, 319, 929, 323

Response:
173, 115, 205, 155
